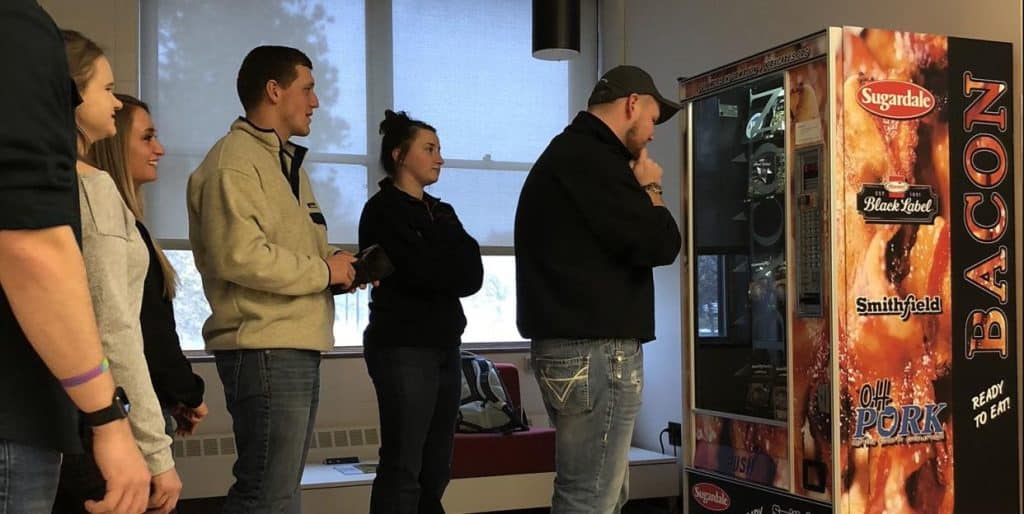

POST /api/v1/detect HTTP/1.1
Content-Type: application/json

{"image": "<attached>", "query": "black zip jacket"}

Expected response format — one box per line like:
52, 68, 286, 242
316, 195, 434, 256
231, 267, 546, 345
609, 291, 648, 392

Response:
137, 222, 204, 408
514, 111, 682, 342
359, 179, 484, 348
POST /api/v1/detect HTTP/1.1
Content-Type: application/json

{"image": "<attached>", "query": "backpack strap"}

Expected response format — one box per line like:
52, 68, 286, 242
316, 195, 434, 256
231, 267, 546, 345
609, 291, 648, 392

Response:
475, 358, 504, 406
460, 354, 485, 404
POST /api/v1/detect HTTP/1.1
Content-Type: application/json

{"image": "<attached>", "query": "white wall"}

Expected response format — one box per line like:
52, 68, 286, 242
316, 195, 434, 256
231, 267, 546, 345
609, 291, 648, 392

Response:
603, 0, 1023, 459
39, 0, 138, 97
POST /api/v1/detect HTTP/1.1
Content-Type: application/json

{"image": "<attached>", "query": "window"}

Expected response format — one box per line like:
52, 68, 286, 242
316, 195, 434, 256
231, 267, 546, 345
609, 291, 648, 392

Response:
167, 250, 518, 351
141, 0, 596, 350
695, 253, 751, 343
696, 255, 723, 337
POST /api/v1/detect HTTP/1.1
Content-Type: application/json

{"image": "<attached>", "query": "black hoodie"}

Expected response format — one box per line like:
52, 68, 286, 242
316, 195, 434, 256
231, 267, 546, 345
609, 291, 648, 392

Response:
514, 111, 682, 343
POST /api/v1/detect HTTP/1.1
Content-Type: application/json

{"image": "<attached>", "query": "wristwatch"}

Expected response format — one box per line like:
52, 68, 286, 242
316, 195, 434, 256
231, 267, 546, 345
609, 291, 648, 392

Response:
82, 386, 131, 427
642, 182, 664, 195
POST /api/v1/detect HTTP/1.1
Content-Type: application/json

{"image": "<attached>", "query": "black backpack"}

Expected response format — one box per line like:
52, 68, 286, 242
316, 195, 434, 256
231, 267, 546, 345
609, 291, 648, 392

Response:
456, 351, 530, 434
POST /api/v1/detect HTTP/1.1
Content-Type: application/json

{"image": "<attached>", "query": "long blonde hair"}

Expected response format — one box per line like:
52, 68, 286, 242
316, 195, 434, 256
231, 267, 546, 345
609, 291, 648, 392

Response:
62, 29, 104, 156
89, 94, 178, 299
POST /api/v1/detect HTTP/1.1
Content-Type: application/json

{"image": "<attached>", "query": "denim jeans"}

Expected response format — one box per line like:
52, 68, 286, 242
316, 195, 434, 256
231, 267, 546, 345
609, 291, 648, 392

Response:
364, 345, 462, 514
215, 349, 320, 514
0, 438, 61, 514
531, 339, 643, 514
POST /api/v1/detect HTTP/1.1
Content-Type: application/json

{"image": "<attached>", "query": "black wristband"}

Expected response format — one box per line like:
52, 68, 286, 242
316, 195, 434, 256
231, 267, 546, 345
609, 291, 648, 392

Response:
82, 386, 131, 428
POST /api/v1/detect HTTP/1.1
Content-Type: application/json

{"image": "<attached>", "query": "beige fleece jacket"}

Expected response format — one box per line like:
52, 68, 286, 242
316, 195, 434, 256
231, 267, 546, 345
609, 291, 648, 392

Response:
186, 118, 337, 352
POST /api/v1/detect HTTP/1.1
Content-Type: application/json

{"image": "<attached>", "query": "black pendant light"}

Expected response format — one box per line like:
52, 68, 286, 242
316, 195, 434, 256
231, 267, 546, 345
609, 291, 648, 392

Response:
532, 0, 580, 61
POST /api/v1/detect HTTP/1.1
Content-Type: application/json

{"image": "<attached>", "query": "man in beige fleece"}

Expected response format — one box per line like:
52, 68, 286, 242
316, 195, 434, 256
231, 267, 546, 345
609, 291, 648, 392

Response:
187, 45, 356, 514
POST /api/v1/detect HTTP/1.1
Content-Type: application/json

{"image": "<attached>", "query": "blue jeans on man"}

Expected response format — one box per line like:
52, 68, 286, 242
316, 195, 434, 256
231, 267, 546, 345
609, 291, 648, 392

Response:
531, 338, 644, 514
215, 349, 320, 514
0, 438, 61, 514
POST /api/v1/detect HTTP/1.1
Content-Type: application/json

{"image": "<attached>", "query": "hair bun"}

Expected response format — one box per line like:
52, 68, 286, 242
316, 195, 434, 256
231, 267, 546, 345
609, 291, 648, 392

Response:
379, 109, 411, 135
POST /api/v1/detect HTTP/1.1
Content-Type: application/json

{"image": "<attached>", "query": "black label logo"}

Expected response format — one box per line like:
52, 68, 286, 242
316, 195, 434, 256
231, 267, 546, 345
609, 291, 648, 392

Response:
856, 181, 939, 224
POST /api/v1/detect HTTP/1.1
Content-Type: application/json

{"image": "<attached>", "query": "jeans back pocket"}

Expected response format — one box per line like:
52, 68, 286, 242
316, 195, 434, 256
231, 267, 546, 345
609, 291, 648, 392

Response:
533, 355, 591, 415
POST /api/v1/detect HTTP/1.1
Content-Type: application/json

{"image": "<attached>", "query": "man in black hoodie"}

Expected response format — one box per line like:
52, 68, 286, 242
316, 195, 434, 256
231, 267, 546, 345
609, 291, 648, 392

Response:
514, 65, 682, 514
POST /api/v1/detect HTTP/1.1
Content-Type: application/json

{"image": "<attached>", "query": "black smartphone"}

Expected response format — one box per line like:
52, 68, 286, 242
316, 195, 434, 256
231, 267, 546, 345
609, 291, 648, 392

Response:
354, 244, 394, 285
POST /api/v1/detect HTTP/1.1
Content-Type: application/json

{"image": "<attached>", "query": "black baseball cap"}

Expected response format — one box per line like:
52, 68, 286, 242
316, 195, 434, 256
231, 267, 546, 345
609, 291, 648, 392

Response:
587, 65, 681, 125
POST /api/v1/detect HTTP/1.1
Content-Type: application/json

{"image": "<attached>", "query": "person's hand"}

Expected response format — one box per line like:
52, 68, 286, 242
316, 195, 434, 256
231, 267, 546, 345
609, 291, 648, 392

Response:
189, 401, 209, 425
326, 251, 357, 288
172, 401, 208, 436
630, 147, 663, 187
84, 419, 151, 514
340, 277, 378, 295
146, 468, 183, 514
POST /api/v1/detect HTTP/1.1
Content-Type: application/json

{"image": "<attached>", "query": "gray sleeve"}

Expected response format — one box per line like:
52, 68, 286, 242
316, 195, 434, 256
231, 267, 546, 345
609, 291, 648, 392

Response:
80, 179, 175, 475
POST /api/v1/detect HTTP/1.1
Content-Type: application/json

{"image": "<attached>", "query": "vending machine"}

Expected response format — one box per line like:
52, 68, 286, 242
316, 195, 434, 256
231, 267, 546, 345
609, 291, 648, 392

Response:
679, 27, 1019, 513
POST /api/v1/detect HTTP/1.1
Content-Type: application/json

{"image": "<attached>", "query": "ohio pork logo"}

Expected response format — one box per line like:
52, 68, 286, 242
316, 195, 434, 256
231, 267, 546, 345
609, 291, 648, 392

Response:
692, 483, 731, 511
857, 80, 936, 119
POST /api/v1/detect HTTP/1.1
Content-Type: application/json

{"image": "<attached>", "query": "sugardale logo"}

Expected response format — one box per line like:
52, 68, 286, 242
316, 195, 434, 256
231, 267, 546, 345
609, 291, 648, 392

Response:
856, 294, 942, 320
857, 80, 936, 119
692, 483, 730, 511
856, 182, 939, 224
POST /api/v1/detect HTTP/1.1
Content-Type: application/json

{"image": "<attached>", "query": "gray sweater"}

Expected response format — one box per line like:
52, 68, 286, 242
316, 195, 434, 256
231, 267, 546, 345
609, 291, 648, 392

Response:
79, 170, 174, 475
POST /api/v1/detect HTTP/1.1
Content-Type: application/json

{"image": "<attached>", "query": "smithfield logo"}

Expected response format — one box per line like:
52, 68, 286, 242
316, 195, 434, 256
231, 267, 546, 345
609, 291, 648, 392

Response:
857, 80, 936, 119
855, 294, 942, 320
693, 483, 731, 511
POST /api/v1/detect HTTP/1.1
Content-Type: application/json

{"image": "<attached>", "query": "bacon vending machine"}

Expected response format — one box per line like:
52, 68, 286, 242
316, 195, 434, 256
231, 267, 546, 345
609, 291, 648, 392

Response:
679, 27, 1019, 513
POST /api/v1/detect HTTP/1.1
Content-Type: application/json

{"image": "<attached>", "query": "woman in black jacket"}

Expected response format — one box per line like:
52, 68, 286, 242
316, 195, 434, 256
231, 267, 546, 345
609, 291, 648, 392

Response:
360, 110, 483, 514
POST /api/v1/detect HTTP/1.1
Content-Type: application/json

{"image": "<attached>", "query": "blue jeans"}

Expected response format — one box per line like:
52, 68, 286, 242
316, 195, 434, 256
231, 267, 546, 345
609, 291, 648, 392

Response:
364, 345, 462, 514
0, 438, 61, 514
215, 349, 320, 514
531, 339, 644, 514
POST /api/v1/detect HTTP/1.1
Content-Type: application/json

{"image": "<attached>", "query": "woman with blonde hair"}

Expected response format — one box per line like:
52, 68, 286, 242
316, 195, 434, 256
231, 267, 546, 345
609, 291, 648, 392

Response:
90, 93, 209, 437
52, 30, 181, 514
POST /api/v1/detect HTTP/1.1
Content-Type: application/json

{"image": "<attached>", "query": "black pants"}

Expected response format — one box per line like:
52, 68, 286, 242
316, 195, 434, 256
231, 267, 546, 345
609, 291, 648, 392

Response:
364, 345, 462, 514
51, 448, 104, 514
